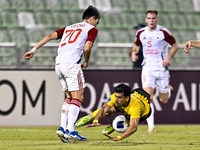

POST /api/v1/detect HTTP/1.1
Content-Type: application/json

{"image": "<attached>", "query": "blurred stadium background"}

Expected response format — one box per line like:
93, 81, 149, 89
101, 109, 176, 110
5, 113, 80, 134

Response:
1, 0, 200, 70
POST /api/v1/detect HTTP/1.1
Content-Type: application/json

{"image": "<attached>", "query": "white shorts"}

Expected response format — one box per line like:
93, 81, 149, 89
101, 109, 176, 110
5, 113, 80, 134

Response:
141, 69, 170, 93
55, 63, 86, 92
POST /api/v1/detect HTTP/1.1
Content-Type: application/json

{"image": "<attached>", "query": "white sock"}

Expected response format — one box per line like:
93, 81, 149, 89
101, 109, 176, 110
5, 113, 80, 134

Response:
168, 87, 171, 98
147, 103, 155, 129
67, 99, 82, 132
60, 104, 70, 130
89, 114, 93, 119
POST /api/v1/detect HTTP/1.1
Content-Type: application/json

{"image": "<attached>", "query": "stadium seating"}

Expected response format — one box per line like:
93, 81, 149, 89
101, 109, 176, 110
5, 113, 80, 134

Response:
43, 0, 62, 10
157, 12, 172, 29
0, 47, 16, 66
52, 10, 70, 28
176, 0, 195, 12
18, 11, 36, 28
10, 0, 28, 10
26, 27, 45, 43
144, 0, 163, 12
112, 29, 131, 43
120, 12, 138, 29
96, 28, 114, 43
34, 10, 54, 28
179, 30, 197, 44
169, 13, 188, 30
9, 26, 28, 46
1, 10, 19, 27
0, 0, 10, 10
0, 0, 199, 69
78, 0, 95, 10
127, 0, 146, 12
0, 27, 10, 42
26, 0, 46, 10
160, 0, 178, 12
60, 0, 79, 11
103, 12, 122, 28
185, 12, 200, 30
110, 0, 129, 11
68, 11, 83, 24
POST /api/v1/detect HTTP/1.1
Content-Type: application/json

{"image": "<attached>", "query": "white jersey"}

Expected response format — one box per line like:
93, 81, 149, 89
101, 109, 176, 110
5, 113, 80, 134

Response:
55, 22, 96, 64
135, 25, 176, 71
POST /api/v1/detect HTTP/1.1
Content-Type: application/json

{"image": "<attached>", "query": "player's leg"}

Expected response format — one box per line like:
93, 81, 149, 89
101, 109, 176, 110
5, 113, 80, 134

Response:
141, 70, 156, 134
76, 106, 118, 127
157, 70, 172, 104
101, 106, 122, 134
144, 87, 156, 134
55, 64, 71, 143
65, 88, 87, 140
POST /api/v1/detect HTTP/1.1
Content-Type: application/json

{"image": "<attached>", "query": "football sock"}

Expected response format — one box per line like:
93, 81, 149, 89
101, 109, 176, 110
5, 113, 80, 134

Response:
60, 100, 70, 131
67, 98, 82, 132
90, 108, 101, 118
168, 86, 171, 98
147, 102, 155, 129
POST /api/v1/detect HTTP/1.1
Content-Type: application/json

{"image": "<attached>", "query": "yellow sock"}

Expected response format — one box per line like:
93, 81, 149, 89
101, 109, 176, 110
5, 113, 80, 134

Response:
91, 108, 101, 118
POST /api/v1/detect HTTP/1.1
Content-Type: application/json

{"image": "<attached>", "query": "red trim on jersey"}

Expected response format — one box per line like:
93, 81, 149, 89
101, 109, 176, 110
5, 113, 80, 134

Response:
135, 29, 145, 46
160, 29, 176, 45
55, 27, 66, 39
70, 98, 82, 107
86, 27, 98, 43
150, 99, 153, 103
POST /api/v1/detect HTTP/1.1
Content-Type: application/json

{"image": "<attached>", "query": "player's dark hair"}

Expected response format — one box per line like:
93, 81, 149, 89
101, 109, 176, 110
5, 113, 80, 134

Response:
82, 5, 101, 20
146, 10, 158, 16
115, 84, 131, 97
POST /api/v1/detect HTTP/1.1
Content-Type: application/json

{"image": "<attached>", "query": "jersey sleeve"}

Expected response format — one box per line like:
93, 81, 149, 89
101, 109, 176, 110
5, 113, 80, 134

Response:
55, 27, 66, 39
135, 30, 144, 46
86, 27, 98, 43
161, 29, 176, 45
106, 93, 115, 107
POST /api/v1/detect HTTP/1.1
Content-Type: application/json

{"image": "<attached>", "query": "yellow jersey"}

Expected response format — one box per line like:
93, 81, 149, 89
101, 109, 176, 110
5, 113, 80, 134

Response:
106, 88, 150, 119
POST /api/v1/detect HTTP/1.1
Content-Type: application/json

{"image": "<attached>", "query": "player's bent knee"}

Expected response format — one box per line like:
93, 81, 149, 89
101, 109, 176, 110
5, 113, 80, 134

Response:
160, 98, 168, 104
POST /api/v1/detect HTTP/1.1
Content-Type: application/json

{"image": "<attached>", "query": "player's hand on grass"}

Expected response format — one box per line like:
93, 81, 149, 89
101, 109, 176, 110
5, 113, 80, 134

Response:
23, 51, 34, 60
103, 133, 119, 141
85, 122, 100, 128
131, 51, 138, 62
184, 41, 191, 54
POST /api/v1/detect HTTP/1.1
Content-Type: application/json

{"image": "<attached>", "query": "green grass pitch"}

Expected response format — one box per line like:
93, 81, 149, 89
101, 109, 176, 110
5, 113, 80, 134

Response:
0, 125, 200, 150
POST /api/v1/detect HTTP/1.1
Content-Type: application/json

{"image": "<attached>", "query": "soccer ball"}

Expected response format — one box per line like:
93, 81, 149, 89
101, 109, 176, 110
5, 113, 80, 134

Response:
112, 115, 129, 133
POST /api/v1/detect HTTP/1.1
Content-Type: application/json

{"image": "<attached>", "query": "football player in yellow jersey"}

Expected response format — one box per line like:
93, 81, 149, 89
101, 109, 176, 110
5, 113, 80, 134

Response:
75, 84, 151, 141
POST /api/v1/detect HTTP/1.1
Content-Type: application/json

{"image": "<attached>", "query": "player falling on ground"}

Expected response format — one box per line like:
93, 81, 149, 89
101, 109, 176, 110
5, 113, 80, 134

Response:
75, 84, 151, 141
131, 10, 177, 134
23, 5, 101, 143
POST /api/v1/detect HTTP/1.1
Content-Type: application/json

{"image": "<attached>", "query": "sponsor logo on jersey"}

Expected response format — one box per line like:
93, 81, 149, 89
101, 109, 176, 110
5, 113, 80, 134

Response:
144, 49, 158, 54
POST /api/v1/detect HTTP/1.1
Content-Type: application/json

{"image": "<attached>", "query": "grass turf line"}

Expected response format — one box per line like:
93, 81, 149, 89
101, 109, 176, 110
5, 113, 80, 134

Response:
0, 125, 200, 150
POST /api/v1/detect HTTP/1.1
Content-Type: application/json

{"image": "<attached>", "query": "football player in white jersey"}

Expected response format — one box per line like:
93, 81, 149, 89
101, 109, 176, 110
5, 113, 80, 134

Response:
131, 10, 178, 134
23, 5, 101, 142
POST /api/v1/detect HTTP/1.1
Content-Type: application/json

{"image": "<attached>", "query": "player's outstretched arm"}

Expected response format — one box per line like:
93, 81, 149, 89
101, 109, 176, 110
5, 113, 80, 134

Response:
23, 32, 58, 60
86, 103, 111, 128
104, 118, 139, 141
184, 40, 200, 54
